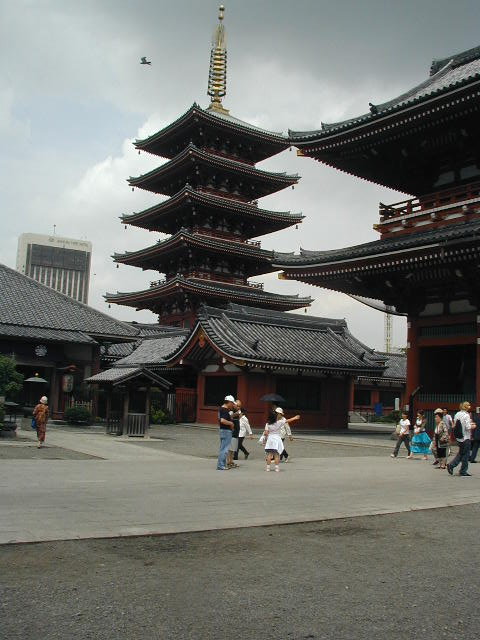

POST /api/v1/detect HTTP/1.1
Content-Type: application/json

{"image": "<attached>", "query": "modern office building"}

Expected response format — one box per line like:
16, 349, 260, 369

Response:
16, 233, 92, 303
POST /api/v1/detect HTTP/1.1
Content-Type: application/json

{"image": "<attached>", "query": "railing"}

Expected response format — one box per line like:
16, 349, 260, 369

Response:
106, 411, 122, 436
65, 398, 93, 413
150, 279, 166, 288
192, 227, 261, 247
126, 412, 148, 437
379, 180, 480, 222
419, 324, 477, 338
417, 393, 474, 404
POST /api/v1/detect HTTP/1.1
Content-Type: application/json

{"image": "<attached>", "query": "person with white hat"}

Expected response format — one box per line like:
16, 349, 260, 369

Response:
33, 396, 49, 449
217, 395, 235, 470
274, 407, 300, 462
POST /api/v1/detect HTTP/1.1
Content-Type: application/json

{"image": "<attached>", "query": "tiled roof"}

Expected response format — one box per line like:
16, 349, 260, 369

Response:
86, 366, 171, 389
290, 44, 480, 141
273, 219, 480, 267
0, 324, 95, 344
377, 351, 407, 381
0, 263, 138, 342
121, 187, 304, 231
128, 144, 298, 197
114, 332, 189, 367
134, 104, 288, 152
166, 304, 385, 374
106, 275, 312, 310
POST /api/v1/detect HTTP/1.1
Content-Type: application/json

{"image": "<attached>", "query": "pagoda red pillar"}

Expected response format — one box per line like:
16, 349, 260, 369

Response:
406, 318, 420, 413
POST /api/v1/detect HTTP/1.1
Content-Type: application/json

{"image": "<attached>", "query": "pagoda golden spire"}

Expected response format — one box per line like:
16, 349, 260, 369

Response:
207, 5, 229, 115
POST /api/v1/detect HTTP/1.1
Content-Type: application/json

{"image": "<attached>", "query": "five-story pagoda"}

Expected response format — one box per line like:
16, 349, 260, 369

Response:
106, 6, 311, 327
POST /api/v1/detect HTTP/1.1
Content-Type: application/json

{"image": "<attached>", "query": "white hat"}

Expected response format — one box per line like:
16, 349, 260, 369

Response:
275, 407, 284, 414
224, 395, 235, 403
40, 396, 48, 404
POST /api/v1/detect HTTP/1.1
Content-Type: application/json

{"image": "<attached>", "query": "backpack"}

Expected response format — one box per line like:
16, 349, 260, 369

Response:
453, 419, 464, 441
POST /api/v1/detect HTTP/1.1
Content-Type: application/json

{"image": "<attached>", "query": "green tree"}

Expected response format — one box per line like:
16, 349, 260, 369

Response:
0, 356, 24, 401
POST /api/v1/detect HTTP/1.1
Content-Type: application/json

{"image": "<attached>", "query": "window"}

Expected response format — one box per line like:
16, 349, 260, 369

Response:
276, 377, 322, 410
204, 376, 238, 406
379, 390, 399, 407
354, 389, 371, 406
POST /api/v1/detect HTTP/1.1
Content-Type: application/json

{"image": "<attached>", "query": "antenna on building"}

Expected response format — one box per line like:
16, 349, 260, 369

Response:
53, 224, 56, 235
384, 307, 393, 353
207, 5, 229, 115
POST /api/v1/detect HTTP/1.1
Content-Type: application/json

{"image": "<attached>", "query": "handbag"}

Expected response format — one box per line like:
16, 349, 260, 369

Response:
31, 417, 37, 430
394, 424, 401, 436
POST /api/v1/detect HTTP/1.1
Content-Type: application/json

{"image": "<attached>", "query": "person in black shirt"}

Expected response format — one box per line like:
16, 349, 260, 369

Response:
217, 395, 235, 470
227, 400, 241, 468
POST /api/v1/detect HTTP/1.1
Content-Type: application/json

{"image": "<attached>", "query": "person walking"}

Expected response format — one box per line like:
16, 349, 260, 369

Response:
432, 408, 449, 469
217, 395, 235, 471
411, 410, 431, 459
263, 411, 284, 472
391, 411, 412, 458
469, 411, 480, 463
235, 405, 253, 460
275, 407, 300, 462
447, 401, 472, 477
33, 396, 49, 449
227, 402, 241, 469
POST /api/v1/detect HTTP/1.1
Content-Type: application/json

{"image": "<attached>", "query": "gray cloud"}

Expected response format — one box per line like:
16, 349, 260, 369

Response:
2, 0, 479, 349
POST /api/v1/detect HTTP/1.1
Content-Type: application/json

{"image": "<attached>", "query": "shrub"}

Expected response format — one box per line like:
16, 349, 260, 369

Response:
372, 410, 401, 424
0, 405, 4, 427
64, 406, 92, 425
150, 407, 174, 425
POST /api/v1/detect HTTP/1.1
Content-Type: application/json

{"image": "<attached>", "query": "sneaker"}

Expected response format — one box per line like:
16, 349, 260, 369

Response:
446, 464, 453, 475
432, 460, 439, 466
275, 466, 279, 472
284, 458, 289, 463
390, 454, 396, 458
459, 472, 472, 476
245, 452, 250, 460
266, 466, 270, 472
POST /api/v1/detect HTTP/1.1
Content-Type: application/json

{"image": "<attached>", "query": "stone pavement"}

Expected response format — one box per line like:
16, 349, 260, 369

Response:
1, 426, 479, 545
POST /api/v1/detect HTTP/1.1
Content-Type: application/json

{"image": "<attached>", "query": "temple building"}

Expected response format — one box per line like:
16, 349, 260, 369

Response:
106, 5, 311, 328
276, 44, 480, 423
87, 6, 406, 431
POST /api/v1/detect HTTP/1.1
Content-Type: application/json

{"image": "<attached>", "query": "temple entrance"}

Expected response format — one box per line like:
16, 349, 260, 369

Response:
419, 345, 476, 396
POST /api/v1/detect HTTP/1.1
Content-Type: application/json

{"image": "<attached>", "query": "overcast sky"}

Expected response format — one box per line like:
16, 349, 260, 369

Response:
2, 0, 479, 350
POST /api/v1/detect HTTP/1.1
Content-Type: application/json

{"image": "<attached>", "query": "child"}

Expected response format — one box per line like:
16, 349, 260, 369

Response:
411, 410, 431, 459
391, 411, 412, 458
263, 411, 284, 472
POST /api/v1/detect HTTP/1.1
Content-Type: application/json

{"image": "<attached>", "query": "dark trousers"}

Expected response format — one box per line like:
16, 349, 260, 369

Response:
470, 440, 480, 462
393, 434, 410, 457
450, 440, 471, 474
234, 436, 249, 460
280, 438, 288, 460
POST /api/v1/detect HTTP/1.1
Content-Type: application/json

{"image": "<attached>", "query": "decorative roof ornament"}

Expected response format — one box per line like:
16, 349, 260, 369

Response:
207, 5, 229, 115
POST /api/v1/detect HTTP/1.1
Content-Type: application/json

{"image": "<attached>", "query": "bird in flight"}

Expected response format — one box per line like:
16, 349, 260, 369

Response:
140, 57, 152, 65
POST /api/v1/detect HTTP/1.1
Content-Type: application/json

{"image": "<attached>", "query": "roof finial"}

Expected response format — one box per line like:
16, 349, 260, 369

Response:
207, 5, 229, 115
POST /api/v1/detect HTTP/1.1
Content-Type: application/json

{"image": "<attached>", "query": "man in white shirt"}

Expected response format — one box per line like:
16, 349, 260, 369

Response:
447, 401, 472, 477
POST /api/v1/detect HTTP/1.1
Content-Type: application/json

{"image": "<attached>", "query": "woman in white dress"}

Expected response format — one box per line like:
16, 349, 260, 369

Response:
263, 411, 284, 472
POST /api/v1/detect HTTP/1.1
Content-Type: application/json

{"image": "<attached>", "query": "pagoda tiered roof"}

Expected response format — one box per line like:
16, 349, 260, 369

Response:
289, 44, 480, 194
105, 275, 312, 312
135, 104, 290, 163
113, 229, 276, 276
128, 144, 299, 199
121, 187, 304, 235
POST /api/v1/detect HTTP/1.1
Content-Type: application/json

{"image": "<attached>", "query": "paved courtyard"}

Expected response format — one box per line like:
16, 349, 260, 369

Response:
1, 425, 479, 544
1, 425, 479, 639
